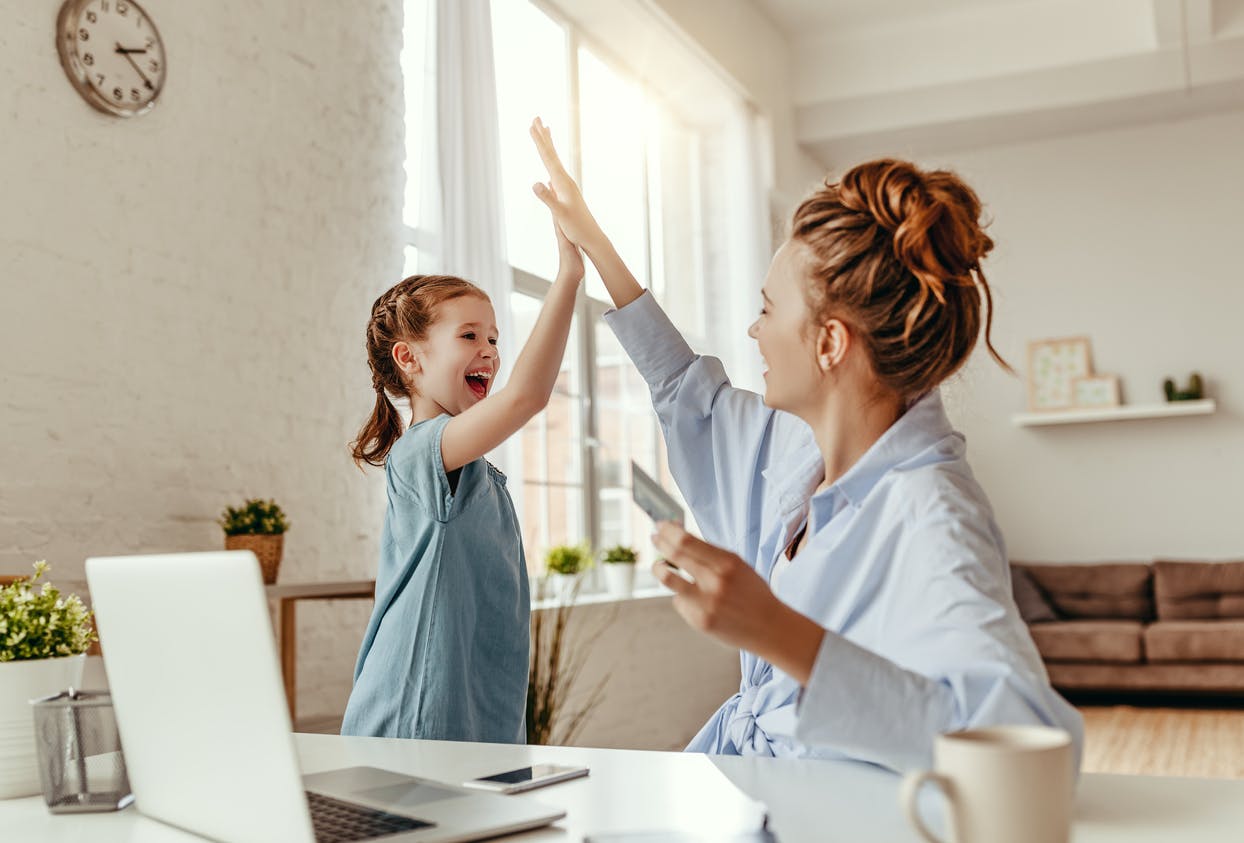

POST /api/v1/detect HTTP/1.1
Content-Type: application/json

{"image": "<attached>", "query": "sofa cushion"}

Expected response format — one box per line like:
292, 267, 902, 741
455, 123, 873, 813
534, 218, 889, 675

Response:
1144, 620, 1244, 662
1011, 566, 1060, 624
1153, 560, 1244, 620
1016, 563, 1153, 620
1028, 620, 1144, 663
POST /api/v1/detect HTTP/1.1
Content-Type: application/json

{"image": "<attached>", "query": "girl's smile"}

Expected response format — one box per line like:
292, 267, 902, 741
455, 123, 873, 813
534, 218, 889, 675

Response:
465, 366, 493, 400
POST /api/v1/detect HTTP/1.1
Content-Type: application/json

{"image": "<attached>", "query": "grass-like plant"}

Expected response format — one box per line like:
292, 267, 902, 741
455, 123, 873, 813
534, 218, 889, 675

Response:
527, 575, 610, 746
601, 545, 637, 564
218, 498, 290, 536
544, 543, 592, 575
0, 561, 95, 662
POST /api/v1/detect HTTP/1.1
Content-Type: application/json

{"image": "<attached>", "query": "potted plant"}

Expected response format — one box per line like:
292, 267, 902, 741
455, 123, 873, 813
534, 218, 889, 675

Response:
219, 498, 290, 585
601, 545, 638, 598
0, 561, 96, 798
543, 544, 592, 605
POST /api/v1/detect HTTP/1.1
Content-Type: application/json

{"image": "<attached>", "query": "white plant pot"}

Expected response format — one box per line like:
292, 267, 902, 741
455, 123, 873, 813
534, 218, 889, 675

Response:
548, 573, 580, 604
603, 563, 636, 598
0, 653, 86, 799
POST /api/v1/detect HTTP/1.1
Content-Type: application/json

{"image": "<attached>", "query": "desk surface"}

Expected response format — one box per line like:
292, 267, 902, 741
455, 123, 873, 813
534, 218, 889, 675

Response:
5, 733, 1244, 842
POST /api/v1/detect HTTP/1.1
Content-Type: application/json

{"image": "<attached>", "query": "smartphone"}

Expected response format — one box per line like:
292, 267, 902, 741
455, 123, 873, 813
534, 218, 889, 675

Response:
462, 763, 589, 794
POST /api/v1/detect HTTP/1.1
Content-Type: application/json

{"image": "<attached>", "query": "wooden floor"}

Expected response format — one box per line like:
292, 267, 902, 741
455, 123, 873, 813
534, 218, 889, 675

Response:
299, 705, 1244, 779
1080, 704, 1244, 779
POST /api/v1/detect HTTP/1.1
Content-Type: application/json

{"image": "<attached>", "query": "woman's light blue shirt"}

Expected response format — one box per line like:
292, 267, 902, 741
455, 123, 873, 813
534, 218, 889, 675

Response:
341, 414, 529, 744
604, 292, 1083, 773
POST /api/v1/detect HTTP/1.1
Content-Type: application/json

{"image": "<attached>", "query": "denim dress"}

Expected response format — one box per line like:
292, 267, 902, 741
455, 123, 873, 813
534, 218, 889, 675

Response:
341, 414, 529, 743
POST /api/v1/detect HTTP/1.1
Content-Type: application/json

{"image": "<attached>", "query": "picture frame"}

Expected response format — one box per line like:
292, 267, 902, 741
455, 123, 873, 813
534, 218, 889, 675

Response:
1026, 336, 1093, 411
1072, 374, 1121, 409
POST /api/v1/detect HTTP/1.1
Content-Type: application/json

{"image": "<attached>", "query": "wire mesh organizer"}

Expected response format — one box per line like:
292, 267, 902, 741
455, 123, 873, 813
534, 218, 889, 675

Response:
30, 688, 133, 813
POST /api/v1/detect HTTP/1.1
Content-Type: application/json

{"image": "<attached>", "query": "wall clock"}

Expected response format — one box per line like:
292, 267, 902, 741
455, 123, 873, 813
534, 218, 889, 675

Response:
56, 0, 166, 117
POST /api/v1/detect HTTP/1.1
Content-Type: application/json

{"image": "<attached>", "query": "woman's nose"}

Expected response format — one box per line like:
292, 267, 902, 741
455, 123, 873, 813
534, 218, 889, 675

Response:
747, 320, 759, 339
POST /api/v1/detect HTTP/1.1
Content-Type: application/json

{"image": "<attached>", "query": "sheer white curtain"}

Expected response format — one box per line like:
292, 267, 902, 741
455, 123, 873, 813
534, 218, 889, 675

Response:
416, 0, 519, 480
706, 102, 771, 394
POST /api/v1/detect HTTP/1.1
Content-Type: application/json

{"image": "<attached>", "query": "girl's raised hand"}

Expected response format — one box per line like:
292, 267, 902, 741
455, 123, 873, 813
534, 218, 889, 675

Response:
530, 117, 604, 250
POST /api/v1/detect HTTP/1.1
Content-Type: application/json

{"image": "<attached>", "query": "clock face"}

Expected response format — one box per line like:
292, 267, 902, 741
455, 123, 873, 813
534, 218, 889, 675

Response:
57, 0, 166, 117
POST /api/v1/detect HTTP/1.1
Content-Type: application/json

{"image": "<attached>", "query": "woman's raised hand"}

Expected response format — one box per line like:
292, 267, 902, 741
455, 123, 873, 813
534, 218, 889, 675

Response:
530, 117, 604, 250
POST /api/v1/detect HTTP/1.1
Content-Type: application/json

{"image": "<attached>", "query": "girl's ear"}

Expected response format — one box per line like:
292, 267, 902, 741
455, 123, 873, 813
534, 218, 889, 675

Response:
815, 319, 850, 373
391, 341, 420, 379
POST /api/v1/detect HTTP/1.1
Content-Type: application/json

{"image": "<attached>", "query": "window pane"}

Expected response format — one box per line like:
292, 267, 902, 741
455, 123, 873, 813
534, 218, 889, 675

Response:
401, 0, 429, 230
594, 321, 671, 572
508, 291, 581, 398
510, 290, 587, 574
648, 110, 707, 339
521, 481, 586, 577
520, 394, 581, 485
492, 0, 571, 280
578, 48, 649, 301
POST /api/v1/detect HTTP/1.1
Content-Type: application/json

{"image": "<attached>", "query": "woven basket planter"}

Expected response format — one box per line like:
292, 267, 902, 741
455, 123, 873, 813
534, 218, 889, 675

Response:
224, 534, 285, 584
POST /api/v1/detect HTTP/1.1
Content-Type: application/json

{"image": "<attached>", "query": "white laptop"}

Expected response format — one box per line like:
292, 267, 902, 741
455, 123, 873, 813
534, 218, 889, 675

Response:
85, 551, 565, 843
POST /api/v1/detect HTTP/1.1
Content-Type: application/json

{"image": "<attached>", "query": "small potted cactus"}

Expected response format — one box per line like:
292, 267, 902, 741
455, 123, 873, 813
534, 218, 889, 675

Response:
219, 498, 289, 584
544, 544, 592, 604
601, 545, 638, 597
1163, 373, 1204, 402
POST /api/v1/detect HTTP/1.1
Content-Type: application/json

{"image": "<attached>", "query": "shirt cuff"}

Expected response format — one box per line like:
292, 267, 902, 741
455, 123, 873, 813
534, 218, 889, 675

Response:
602, 290, 698, 387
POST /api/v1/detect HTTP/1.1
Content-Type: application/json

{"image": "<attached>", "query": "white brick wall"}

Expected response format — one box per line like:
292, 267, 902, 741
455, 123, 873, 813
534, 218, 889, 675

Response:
2, 0, 741, 742
2, 0, 404, 722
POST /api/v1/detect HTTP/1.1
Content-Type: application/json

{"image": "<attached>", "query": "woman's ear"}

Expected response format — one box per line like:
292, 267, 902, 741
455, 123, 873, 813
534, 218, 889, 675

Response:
391, 341, 420, 380
815, 319, 850, 373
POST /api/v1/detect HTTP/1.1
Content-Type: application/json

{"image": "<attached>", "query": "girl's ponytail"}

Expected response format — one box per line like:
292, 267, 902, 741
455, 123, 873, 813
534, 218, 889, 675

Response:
351, 385, 406, 468
350, 274, 488, 469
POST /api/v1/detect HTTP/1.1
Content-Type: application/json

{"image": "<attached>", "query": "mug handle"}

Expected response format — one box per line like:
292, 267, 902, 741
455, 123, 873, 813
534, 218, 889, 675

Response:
900, 769, 953, 843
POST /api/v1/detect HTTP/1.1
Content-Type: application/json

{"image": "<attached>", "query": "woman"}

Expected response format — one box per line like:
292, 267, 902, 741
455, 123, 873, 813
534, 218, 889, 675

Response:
530, 119, 1082, 773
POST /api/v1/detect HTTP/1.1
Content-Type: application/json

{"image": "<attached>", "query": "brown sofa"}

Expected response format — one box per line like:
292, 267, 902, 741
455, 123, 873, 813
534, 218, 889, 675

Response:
1012, 560, 1244, 695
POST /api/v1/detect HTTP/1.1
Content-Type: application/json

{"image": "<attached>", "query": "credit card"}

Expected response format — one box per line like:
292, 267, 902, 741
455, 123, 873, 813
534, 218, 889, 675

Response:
631, 461, 684, 525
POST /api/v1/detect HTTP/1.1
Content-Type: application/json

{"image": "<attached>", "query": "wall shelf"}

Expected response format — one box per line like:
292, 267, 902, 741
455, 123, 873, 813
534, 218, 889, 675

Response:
1012, 399, 1216, 427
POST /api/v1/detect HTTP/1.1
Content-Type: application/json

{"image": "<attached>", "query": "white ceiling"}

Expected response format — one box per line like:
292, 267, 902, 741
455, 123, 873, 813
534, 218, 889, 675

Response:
749, 0, 1244, 166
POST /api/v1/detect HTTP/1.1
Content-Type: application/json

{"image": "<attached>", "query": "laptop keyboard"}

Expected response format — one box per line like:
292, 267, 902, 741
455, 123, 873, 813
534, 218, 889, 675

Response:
307, 790, 435, 842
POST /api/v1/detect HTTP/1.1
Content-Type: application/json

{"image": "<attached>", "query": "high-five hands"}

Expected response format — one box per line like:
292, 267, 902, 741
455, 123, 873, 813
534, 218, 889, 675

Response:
529, 118, 604, 251
650, 521, 825, 685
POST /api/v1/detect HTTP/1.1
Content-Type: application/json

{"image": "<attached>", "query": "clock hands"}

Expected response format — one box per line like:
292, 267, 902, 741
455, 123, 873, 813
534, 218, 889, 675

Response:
115, 43, 154, 90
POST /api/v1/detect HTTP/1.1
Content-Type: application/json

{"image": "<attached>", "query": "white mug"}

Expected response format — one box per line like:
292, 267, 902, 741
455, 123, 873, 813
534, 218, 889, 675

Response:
900, 725, 1074, 843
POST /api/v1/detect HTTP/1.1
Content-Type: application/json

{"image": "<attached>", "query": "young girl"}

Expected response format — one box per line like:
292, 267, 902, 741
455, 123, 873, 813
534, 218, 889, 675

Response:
340, 213, 583, 743
529, 118, 1082, 772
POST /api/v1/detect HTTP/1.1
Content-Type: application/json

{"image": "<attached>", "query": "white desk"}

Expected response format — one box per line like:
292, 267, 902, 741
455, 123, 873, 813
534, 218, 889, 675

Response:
5, 733, 1244, 842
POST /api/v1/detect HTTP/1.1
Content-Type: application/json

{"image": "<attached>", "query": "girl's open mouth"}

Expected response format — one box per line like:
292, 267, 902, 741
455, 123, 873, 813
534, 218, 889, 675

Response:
465, 369, 491, 399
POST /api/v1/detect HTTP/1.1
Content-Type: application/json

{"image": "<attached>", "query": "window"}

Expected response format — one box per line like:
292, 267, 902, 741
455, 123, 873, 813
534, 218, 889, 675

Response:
395, 0, 751, 587
488, 0, 730, 586
510, 289, 585, 557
